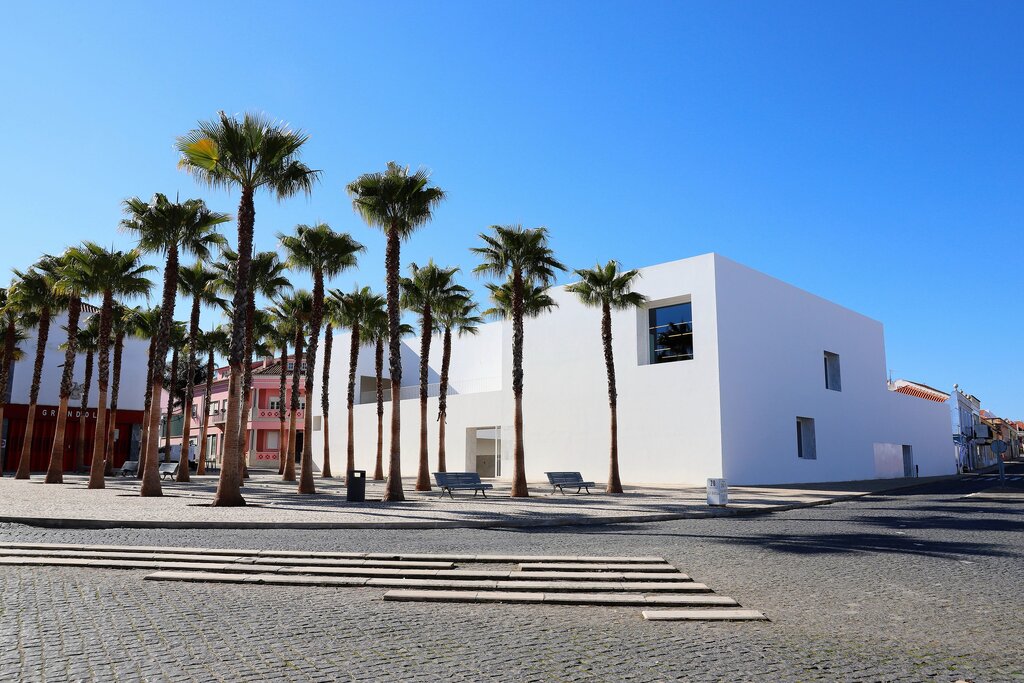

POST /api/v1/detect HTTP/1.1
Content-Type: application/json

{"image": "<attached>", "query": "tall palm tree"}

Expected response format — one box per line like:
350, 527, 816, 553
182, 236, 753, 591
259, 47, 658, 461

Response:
400, 262, 469, 490
347, 163, 446, 501
178, 111, 319, 507
174, 263, 222, 483
122, 193, 228, 497
333, 286, 385, 477
10, 257, 62, 479
196, 326, 229, 475
318, 294, 341, 478
472, 225, 565, 497
264, 314, 294, 476
162, 322, 187, 463
0, 287, 27, 476
69, 243, 155, 489
268, 291, 312, 482
62, 318, 98, 474
362, 308, 412, 481
130, 306, 161, 480
435, 297, 483, 473
279, 223, 363, 494
566, 262, 646, 494
103, 304, 140, 476
240, 310, 275, 466
42, 247, 94, 483
215, 250, 292, 480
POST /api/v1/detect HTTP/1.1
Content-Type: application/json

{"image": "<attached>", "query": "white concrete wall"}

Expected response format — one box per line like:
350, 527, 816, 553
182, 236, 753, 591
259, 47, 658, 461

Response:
310, 254, 726, 485
8, 309, 150, 410
712, 255, 955, 484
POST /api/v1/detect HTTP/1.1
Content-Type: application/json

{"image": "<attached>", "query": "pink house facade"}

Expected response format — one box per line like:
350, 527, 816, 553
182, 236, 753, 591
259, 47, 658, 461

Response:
165, 356, 306, 469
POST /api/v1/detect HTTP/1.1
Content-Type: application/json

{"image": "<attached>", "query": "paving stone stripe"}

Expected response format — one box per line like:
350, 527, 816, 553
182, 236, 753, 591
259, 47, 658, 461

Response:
382, 589, 740, 607
0, 550, 456, 569
642, 609, 770, 621
516, 562, 679, 572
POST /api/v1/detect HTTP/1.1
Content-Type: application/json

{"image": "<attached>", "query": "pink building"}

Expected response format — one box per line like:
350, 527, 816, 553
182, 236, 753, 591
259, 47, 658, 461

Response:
164, 356, 306, 469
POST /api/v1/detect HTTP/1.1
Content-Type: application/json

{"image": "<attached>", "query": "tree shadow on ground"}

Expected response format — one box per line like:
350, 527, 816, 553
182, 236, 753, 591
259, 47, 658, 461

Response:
850, 513, 1024, 534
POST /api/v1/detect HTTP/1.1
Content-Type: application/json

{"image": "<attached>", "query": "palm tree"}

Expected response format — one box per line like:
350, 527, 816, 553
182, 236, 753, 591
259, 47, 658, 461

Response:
173, 263, 222, 483
215, 250, 292, 480
0, 287, 27, 476
68, 243, 155, 489
279, 223, 363, 494
240, 310, 275, 466
122, 193, 228, 497
264, 314, 294, 476
565, 262, 646, 494
472, 225, 565, 497
347, 163, 446, 501
178, 111, 319, 507
400, 262, 469, 490
130, 306, 161, 480
332, 286, 385, 477
162, 323, 187, 463
435, 297, 483, 473
10, 258, 62, 479
102, 304, 140, 476
268, 291, 312, 482
41, 247, 94, 483
196, 326, 229, 475
65, 319, 98, 473
362, 308, 413, 481
318, 294, 341, 478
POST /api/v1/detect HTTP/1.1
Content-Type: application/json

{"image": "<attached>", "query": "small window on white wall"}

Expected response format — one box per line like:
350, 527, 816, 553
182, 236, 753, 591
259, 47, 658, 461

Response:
824, 352, 841, 391
796, 417, 817, 459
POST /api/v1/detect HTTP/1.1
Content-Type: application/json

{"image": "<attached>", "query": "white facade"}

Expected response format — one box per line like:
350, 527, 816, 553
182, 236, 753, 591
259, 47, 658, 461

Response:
309, 254, 955, 486
7, 308, 150, 410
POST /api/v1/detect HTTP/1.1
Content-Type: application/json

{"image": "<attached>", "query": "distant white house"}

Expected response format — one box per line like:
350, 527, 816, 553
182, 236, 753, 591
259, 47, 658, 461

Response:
309, 253, 954, 486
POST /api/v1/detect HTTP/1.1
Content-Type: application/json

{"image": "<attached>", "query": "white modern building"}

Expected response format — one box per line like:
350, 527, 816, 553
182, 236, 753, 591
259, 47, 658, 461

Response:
309, 254, 955, 486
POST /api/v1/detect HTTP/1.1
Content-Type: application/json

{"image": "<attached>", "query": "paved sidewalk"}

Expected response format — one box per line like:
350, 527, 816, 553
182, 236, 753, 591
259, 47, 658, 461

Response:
0, 472, 950, 529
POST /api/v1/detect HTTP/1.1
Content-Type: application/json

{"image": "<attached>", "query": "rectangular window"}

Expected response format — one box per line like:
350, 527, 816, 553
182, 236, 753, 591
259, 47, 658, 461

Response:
796, 417, 817, 459
824, 352, 841, 391
265, 431, 279, 450
269, 398, 281, 411
298, 398, 306, 411
648, 302, 693, 364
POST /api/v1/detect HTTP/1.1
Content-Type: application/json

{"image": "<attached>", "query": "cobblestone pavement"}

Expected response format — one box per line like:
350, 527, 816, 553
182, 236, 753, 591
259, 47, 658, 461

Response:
0, 470, 1021, 682
0, 473, 929, 529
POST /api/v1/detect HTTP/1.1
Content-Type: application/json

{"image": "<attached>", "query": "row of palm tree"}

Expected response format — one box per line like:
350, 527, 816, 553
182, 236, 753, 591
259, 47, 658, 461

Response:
1, 111, 649, 505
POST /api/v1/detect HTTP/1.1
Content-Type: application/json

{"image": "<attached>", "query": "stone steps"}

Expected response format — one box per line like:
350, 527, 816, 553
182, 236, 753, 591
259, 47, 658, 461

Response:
382, 590, 739, 607
517, 562, 679, 573
642, 609, 769, 621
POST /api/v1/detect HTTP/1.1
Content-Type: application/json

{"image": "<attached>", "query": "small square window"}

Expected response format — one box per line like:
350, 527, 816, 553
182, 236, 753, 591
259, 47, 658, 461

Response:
824, 352, 841, 391
797, 416, 817, 459
647, 302, 693, 364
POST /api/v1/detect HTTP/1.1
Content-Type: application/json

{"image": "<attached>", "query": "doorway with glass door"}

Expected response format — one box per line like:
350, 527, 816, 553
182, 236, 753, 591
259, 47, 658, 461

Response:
467, 427, 501, 478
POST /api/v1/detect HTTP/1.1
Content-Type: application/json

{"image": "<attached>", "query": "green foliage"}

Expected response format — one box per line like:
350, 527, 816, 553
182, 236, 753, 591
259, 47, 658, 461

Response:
346, 161, 446, 239
565, 260, 647, 311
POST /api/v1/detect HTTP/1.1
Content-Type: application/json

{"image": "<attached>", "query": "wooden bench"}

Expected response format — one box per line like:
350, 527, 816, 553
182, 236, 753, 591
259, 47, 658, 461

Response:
433, 472, 493, 499
546, 471, 595, 494
158, 463, 179, 480
118, 460, 139, 477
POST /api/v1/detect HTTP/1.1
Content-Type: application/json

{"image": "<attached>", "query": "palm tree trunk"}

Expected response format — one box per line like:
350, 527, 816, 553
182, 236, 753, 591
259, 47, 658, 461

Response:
138, 333, 156, 481
164, 345, 178, 461
284, 327, 303, 482
510, 270, 528, 497
237, 296, 256, 480
75, 349, 93, 473
177, 296, 203, 483
104, 330, 124, 477
16, 307, 50, 479
416, 305, 432, 491
213, 185, 254, 507
298, 272, 322, 495
383, 227, 404, 501
277, 341, 287, 476
196, 349, 214, 476
345, 322, 360, 475
374, 338, 384, 480
141, 239, 183, 499
601, 302, 623, 494
45, 297, 82, 484
437, 326, 452, 473
88, 292, 114, 489
0, 320, 16, 476
321, 326, 333, 478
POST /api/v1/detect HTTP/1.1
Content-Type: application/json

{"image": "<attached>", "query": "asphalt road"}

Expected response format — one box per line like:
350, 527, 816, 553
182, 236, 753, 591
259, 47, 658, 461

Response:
1, 468, 1021, 682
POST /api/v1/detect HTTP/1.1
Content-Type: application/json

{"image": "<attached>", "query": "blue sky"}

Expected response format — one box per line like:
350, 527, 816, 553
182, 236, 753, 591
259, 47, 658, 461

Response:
0, 1, 1021, 416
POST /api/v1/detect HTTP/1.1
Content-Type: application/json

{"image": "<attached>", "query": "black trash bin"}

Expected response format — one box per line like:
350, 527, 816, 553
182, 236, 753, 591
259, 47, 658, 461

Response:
346, 470, 366, 502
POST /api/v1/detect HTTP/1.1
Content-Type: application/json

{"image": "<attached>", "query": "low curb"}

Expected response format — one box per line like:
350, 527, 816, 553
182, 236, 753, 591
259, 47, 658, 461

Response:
0, 476, 958, 532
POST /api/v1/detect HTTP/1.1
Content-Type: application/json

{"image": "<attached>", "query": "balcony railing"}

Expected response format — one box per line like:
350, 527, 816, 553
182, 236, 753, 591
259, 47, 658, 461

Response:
251, 407, 304, 421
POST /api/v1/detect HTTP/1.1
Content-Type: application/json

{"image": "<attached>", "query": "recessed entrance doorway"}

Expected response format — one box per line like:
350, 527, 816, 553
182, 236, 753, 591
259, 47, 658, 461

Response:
467, 427, 501, 478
